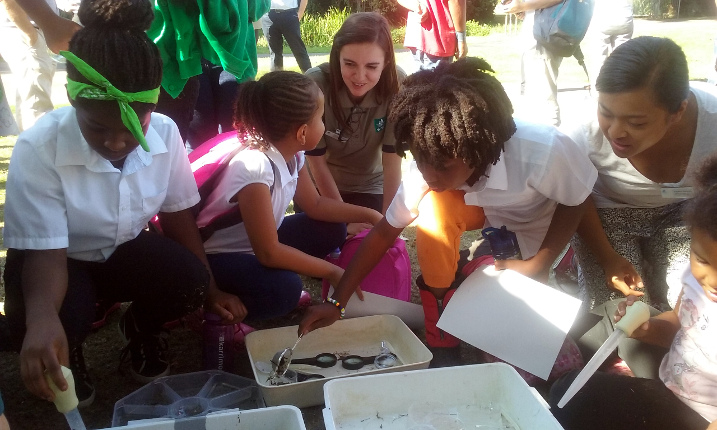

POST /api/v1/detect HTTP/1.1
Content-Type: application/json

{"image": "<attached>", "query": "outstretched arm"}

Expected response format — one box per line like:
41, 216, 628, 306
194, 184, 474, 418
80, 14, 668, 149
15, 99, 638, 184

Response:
18, 249, 71, 403
614, 294, 681, 349
497, 200, 589, 283
160, 208, 248, 324
13, 0, 80, 53
298, 218, 403, 335
576, 196, 644, 296
447, 0, 467, 58
294, 165, 383, 226
305, 154, 342, 201
381, 152, 402, 214
237, 182, 346, 286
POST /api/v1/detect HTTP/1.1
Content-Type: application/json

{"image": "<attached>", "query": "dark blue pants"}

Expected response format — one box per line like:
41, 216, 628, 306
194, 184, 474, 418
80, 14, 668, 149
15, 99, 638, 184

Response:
207, 213, 345, 321
4, 231, 208, 350
261, 8, 312, 72
187, 61, 239, 150
155, 76, 200, 142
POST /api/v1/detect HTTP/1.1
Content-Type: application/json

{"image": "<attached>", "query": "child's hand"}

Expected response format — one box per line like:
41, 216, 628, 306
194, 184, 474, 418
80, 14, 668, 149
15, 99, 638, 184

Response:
347, 222, 372, 239
602, 254, 644, 297
298, 302, 343, 336
615, 295, 650, 337
494, 258, 550, 284
205, 288, 248, 324
21, 314, 69, 402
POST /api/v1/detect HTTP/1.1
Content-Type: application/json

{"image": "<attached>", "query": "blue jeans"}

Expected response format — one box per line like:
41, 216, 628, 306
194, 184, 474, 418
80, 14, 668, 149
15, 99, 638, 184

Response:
187, 61, 239, 150
261, 8, 312, 72
207, 213, 345, 321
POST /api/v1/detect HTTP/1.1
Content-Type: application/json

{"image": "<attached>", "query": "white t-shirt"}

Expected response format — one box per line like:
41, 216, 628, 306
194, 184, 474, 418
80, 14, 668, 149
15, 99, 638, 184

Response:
660, 266, 717, 422
198, 143, 304, 254
3, 107, 200, 262
592, 0, 633, 34
385, 119, 597, 259
564, 83, 717, 209
269, 0, 298, 10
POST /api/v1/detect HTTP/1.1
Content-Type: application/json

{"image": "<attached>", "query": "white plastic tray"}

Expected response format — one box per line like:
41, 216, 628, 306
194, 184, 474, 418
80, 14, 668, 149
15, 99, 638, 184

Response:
101, 405, 305, 429
245, 314, 432, 408
323, 363, 564, 429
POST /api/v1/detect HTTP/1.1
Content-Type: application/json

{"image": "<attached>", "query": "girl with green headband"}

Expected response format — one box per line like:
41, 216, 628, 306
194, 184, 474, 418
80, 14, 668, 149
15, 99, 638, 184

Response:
2, 0, 244, 409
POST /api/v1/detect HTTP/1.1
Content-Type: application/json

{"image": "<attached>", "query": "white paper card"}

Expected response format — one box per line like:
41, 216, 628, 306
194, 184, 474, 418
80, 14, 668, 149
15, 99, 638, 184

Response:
437, 266, 582, 380
327, 286, 425, 330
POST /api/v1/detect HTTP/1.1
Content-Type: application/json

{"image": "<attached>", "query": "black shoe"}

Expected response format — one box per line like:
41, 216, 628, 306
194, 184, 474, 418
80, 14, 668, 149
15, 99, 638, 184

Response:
69, 345, 96, 408
428, 346, 462, 368
118, 308, 170, 383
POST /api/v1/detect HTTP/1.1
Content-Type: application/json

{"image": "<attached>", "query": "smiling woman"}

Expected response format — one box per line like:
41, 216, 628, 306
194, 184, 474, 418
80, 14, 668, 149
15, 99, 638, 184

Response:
565, 36, 717, 312
304, 12, 405, 223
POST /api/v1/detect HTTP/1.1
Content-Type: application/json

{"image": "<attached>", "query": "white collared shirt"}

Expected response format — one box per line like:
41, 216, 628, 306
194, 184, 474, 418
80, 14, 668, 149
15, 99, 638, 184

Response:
3, 107, 200, 262
197, 144, 304, 254
386, 119, 597, 259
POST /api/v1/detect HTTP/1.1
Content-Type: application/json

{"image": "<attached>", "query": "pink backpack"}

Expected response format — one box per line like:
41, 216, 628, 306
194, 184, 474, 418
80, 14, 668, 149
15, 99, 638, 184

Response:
321, 229, 412, 302
153, 131, 282, 241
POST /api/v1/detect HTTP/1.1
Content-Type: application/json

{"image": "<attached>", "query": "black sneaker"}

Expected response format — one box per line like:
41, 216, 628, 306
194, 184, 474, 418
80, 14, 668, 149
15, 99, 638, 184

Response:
118, 308, 170, 383
69, 345, 96, 408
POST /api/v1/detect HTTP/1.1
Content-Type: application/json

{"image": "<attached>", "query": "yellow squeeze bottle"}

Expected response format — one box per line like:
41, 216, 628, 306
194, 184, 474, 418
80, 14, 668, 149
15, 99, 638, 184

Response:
557, 301, 651, 408
45, 365, 87, 430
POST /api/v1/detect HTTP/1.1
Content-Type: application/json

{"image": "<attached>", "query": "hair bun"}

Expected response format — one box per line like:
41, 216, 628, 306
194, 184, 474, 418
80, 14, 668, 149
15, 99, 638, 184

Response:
78, 0, 154, 32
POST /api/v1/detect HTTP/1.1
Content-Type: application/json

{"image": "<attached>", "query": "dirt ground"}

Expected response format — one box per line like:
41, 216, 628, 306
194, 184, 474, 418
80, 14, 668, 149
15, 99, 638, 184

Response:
0, 228, 487, 430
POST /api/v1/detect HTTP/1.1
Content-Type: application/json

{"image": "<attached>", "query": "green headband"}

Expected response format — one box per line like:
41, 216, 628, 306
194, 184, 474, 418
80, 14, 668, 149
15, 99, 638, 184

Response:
60, 51, 160, 152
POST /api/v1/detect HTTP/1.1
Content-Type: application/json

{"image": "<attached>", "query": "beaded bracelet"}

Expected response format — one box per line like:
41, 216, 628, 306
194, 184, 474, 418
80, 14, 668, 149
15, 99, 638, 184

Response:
325, 297, 346, 319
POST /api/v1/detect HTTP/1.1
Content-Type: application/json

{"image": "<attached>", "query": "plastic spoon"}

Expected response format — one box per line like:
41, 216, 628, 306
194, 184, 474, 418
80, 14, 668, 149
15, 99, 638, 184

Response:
44, 365, 87, 430
558, 301, 651, 408
268, 334, 303, 380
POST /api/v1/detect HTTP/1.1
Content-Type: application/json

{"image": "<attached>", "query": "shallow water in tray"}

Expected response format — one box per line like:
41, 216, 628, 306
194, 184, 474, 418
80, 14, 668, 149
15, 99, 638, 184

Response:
335, 403, 519, 430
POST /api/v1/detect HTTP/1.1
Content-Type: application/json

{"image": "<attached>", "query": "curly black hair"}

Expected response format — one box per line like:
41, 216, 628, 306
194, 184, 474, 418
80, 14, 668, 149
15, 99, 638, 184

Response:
684, 156, 717, 241
389, 57, 516, 176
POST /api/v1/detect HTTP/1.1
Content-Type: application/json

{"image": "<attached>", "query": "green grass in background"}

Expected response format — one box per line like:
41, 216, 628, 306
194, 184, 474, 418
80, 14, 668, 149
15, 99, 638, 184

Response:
256, 7, 503, 51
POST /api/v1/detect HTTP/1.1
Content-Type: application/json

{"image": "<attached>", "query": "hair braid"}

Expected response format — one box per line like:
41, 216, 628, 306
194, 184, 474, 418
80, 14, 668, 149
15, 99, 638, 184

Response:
68, 0, 162, 93
234, 71, 320, 148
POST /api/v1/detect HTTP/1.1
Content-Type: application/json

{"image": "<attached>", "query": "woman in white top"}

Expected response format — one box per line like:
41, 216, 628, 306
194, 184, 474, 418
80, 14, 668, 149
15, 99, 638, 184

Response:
197, 71, 382, 321
568, 36, 717, 310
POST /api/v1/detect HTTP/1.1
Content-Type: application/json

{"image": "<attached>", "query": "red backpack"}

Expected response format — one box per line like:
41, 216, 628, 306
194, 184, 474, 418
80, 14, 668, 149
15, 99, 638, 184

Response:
321, 229, 412, 302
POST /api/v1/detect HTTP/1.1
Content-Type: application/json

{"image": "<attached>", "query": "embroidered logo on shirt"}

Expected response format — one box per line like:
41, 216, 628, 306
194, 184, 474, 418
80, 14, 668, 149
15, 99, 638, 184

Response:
374, 117, 386, 132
